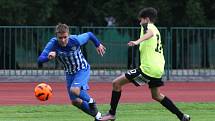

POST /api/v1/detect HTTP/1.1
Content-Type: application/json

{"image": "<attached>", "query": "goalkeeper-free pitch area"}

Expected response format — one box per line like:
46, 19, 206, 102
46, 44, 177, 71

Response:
0, 82, 215, 121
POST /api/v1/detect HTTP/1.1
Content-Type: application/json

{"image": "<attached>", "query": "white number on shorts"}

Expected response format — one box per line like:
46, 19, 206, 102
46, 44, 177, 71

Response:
128, 69, 136, 75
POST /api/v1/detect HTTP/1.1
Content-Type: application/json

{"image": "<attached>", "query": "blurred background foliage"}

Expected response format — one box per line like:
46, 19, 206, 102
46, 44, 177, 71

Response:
0, 0, 214, 26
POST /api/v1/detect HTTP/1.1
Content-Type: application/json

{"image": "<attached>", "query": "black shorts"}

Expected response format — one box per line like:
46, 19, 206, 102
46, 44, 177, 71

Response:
125, 68, 164, 88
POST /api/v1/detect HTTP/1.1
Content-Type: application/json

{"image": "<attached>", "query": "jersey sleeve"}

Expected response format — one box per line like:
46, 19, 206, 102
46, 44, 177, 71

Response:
37, 38, 56, 64
75, 32, 100, 47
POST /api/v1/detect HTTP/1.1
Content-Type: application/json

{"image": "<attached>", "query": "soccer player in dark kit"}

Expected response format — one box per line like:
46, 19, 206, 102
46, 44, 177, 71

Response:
101, 7, 190, 121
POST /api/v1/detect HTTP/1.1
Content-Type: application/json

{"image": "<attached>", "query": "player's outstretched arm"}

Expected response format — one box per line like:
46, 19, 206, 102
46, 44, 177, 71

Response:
96, 44, 106, 56
76, 32, 105, 56
37, 39, 56, 64
128, 29, 153, 46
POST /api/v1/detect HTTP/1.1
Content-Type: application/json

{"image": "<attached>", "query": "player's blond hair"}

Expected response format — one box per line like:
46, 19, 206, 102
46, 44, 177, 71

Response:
55, 23, 69, 34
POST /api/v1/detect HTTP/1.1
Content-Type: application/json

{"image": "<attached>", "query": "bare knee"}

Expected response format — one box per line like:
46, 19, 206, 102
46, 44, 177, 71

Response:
71, 98, 82, 107
70, 87, 80, 96
152, 95, 161, 102
112, 81, 120, 90
112, 74, 129, 91
152, 93, 164, 102
112, 78, 124, 91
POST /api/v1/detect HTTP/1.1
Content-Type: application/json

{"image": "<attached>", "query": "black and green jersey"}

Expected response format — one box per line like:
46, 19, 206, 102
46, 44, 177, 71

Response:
139, 23, 165, 78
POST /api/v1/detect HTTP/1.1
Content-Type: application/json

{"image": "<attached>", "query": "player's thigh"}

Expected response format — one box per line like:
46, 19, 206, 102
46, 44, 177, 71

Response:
70, 87, 81, 95
125, 68, 146, 86
150, 87, 164, 101
67, 88, 79, 101
67, 68, 90, 90
113, 74, 131, 87
150, 87, 160, 97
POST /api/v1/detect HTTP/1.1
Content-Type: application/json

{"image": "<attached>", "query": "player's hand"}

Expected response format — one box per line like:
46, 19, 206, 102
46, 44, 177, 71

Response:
48, 51, 56, 60
96, 44, 106, 56
128, 41, 138, 46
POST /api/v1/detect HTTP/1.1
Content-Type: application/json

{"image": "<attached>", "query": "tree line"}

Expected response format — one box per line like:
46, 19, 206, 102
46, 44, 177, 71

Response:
0, 0, 214, 26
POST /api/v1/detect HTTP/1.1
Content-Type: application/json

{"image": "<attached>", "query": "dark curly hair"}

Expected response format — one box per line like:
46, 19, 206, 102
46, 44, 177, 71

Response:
138, 7, 158, 23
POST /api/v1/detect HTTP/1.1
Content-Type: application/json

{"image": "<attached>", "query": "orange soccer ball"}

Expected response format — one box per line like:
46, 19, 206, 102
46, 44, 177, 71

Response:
34, 83, 53, 101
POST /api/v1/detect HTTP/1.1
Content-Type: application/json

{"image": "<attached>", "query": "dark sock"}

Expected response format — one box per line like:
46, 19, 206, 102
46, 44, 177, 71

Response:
89, 102, 98, 117
78, 100, 98, 117
78, 101, 93, 116
160, 96, 184, 120
79, 90, 91, 102
109, 91, 121, 115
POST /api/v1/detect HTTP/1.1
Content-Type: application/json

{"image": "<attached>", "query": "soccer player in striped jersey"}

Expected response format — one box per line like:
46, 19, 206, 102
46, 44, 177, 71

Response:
38, 23, 105, 121
101, 7, 190, 121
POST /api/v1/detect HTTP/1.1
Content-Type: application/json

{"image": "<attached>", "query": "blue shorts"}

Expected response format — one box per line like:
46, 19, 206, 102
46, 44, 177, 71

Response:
66, 66, 90, 100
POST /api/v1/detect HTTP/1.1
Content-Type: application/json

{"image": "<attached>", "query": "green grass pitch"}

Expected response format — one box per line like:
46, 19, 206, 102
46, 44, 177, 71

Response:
0, 102, 214, 121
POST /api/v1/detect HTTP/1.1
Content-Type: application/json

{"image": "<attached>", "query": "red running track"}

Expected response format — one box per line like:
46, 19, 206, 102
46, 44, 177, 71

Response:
0, 82, 215, 105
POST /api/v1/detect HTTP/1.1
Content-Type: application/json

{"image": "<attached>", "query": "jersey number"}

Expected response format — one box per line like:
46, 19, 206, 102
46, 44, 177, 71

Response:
155, 34, 162, 53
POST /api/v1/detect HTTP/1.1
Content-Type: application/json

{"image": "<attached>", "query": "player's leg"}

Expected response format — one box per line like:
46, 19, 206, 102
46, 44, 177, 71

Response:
110, 74, 131, 113
66, 69, 102, 120
68, 86, 102, 119
72, 67, 101, 120
101, 68, 144, 121
101, 74, 130, 121
66, 87, 91, 114
79, 89, 101, 119
150, 85, 190, 121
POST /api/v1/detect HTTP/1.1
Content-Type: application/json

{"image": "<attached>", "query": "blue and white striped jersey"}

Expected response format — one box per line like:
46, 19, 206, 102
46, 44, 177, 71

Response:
38, 32, 100, 74
56, 41, 88, 74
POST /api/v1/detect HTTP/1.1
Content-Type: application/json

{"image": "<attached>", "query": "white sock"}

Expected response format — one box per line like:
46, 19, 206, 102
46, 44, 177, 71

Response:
89, 98, 94, 103
95, 112, 102, 119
